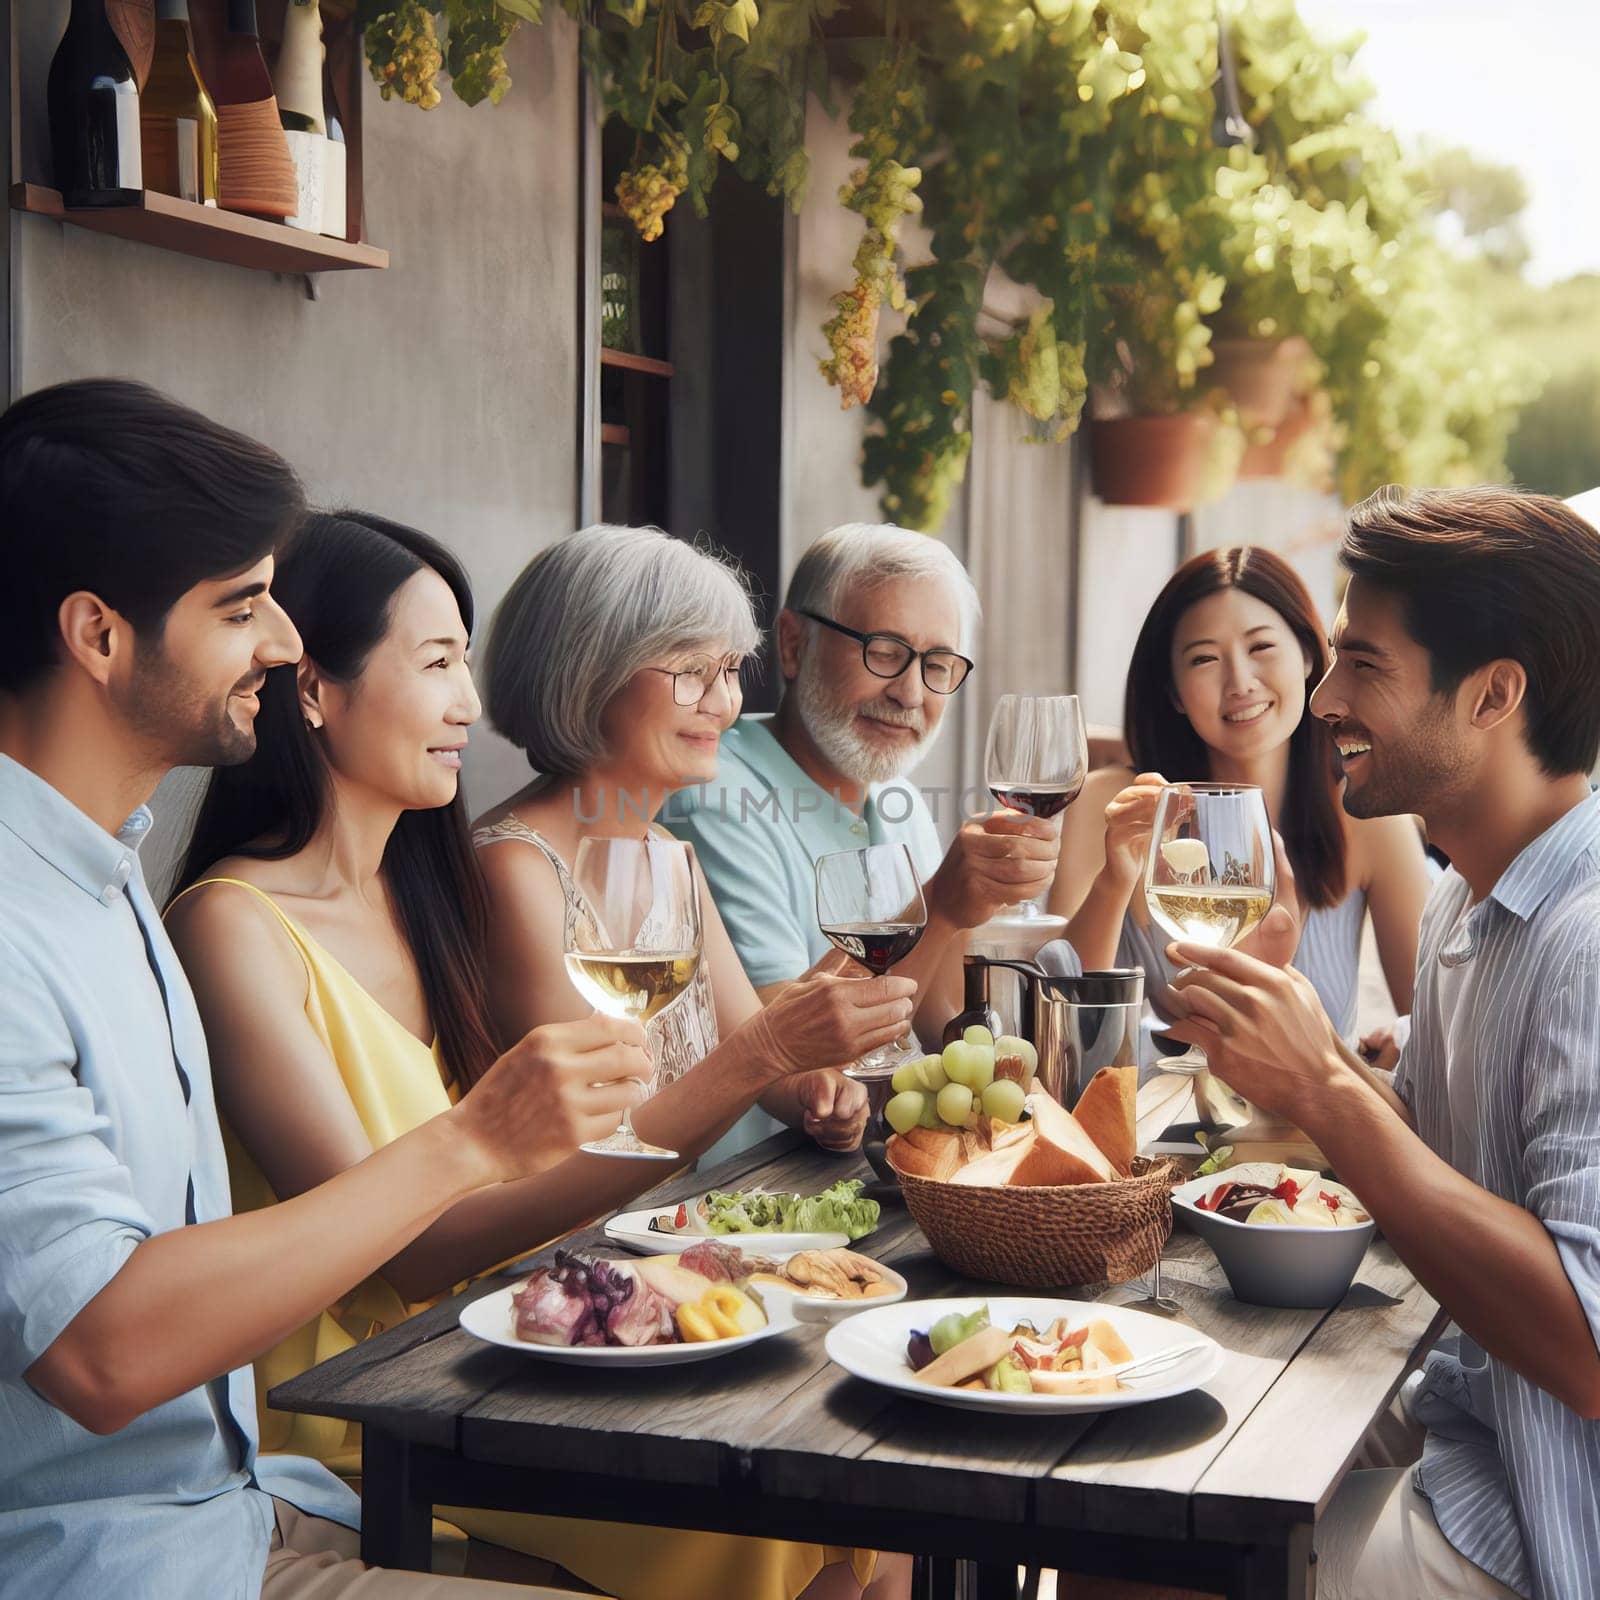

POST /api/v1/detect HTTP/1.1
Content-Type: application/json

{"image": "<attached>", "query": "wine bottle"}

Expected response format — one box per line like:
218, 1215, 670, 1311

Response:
140, 0, 218, 206
48, 0, 144, 208
275, 0, 327, 232
942, 957, 1003, 1048
320, 63, 347, 240
212, 0, 299, 219
212, 0, 274, 103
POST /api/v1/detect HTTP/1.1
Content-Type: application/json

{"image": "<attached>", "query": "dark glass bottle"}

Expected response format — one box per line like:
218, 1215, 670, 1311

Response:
48, 0, 144, 208
942, 957, 1004, 1047
141, 0, 218, 205
212, 0, 275, 104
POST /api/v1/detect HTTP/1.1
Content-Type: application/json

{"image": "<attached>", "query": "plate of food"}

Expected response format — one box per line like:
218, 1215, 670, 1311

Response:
604, 1178, 881, 1257
825, 1296, 1224, 1414
462, 1241, 800, 1365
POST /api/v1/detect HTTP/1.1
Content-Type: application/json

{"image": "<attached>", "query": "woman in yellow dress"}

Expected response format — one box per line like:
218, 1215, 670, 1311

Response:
167, 510, 914, 1600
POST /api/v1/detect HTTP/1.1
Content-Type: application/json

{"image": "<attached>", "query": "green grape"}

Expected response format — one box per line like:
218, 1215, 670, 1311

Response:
891, 1061, 922, 1094
914, 1055, 948, 1093
994, 1036, 1038, 1084
935, 1082, 973, 1127
929, 1305, 989, 1356
981, 1079, 1026, 1125
884, 1090, 926, 1137
962, 1024, 994, 1048
965, 1047, 996, 1093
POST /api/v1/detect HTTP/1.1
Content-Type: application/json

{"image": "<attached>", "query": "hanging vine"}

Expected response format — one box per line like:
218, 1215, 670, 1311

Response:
364, 0, 1537, 527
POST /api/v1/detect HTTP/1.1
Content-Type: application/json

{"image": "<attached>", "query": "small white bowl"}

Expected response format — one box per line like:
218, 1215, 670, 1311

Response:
749, 1262, 910, 1324
1172, 1164, 1375, 1309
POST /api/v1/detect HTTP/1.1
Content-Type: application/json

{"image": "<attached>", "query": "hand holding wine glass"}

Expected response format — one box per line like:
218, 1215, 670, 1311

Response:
563, 836, 702, 1160
1143, 783, 1276, 1132
814, 843, 928, 1077
982, 694, 1086, 919
1144, 784, 1277, 950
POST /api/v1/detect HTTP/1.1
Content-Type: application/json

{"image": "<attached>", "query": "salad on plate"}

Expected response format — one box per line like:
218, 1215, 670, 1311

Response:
648, 1178, 880, 1242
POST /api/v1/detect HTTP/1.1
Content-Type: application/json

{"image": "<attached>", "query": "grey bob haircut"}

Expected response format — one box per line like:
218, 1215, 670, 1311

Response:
486, 524, 762, 777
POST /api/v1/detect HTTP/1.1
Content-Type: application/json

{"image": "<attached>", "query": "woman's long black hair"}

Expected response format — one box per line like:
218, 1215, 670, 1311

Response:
1123, 545, 1347, 911
177, 511, 498, 1092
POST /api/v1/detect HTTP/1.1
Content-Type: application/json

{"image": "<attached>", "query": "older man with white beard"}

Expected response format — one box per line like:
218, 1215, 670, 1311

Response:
666, 523, 1062, 1158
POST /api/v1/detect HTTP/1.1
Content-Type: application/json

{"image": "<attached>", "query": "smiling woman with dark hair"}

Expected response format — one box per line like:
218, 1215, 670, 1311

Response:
1047, 544, 1431, 1068
167, 512, 911, 1600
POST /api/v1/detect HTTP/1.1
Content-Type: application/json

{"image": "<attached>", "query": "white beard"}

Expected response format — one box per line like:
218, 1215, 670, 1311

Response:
792, 655, 934, 786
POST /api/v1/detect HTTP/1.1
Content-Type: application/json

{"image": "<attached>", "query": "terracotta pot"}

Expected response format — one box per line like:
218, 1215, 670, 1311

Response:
1089, 412, 1220, 511
1209, 338, 1302, 430
1239, 390, 1333, 487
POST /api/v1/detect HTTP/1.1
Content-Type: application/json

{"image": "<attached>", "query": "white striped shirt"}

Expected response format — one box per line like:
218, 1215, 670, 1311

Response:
1395, 791, 1600, 1600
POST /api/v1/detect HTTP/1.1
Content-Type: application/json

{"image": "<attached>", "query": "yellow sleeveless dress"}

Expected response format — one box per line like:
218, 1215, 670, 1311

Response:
172, 878, 872, 1600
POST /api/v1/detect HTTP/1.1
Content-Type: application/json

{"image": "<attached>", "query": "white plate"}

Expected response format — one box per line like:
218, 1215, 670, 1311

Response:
825, 1296, 1225, 1414
603, 1208, 851, 1257
459, 1282, 800, 1366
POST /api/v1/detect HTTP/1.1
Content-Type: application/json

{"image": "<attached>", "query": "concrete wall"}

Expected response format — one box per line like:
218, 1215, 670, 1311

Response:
13, 9, 583, 888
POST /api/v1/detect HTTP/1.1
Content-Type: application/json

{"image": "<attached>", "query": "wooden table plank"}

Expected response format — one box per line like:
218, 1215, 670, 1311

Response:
1190, 1241, 1443, 1540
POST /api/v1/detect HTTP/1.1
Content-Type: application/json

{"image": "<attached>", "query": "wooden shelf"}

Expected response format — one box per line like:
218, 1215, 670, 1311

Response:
10, 184, 389, 275
600, 423, 631, 447
600, 347, 674, 379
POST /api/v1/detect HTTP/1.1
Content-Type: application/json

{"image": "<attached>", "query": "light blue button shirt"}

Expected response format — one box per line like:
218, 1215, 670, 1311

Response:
664, 716, 945, 1164
1395, 792, 1600, 1600
0, 755, 356, 1600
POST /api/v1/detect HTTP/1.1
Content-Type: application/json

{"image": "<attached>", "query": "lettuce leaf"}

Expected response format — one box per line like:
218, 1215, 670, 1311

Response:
700, 1179, 880, 1240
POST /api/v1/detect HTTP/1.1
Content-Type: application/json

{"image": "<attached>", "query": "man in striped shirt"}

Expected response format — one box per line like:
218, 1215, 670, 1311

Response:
1168, 486, 1600, 1600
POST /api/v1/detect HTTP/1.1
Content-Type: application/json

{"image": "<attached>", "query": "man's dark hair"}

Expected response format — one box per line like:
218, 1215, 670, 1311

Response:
0, 378, 304, 693
1342, 485, 1600, 777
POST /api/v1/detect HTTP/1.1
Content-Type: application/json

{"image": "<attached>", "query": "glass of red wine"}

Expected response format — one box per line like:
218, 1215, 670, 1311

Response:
983, 693, 1088, 920
815, 843, 928, 1078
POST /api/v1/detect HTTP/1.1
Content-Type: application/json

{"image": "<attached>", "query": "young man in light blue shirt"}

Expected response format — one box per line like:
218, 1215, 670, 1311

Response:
1168, 486, 1600, 1600
0, 381, 648, 1600
668, 523, 1064, 1159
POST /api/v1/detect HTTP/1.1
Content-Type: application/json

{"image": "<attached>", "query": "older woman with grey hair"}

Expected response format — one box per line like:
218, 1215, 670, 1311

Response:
468, 525, 913, 1600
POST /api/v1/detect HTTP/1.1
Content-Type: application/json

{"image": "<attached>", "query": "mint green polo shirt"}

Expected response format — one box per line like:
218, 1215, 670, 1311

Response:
664, 715, 945, 1165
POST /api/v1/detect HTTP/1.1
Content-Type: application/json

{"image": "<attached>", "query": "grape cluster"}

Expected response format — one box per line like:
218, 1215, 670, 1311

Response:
366, 2, 444, 110
819, 158, 922, 409
615, 144, 688, 243
447, 2, 516, 107
820, 280, 881, 410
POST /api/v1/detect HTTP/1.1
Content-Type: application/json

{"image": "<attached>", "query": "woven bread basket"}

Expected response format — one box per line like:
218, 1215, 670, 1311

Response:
890, 1154, 1179, 1288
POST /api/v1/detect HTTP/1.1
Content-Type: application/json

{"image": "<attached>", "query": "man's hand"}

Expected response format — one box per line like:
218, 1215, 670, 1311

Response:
926, 810, 1063, 929
452, 1015, 652, 1183
1235, 830, 1302, 970
1163, 940, 1350, 1126
742, 972, 918, 1077
793, 1069, 870, 1151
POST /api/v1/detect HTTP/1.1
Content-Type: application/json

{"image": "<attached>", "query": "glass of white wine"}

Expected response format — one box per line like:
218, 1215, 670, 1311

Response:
1143, 782, 1275, 1128
563, 836, 702, 1160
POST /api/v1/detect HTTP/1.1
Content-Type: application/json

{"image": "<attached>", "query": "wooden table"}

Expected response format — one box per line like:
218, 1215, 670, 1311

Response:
271, 1135, 1442, 1600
